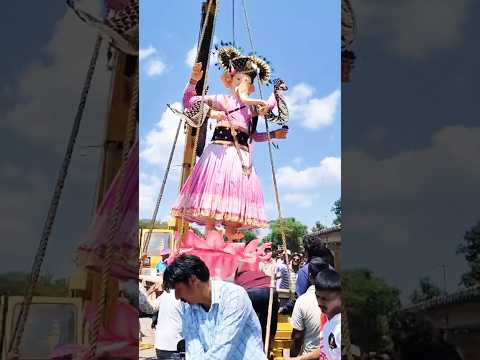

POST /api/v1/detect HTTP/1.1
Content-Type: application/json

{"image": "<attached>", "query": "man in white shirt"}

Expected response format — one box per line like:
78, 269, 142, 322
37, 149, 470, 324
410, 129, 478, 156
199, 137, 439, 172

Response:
315, 268, 342, 360
154, 290, 184, 359
289, 257, 330, 359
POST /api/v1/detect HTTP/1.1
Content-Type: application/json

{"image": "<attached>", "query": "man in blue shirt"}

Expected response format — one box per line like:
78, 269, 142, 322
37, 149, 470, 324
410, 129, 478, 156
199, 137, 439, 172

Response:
163, 255, 267, 360
156, 249, 170, 274
295, 239, 335, 297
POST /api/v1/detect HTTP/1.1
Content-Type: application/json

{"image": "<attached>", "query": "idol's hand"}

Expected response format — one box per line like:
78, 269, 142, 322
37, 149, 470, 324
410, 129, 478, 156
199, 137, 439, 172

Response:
191, 62, 204, 82
272, 128, 288, 139
209, 110, 226, 121
257, 103, 269, 116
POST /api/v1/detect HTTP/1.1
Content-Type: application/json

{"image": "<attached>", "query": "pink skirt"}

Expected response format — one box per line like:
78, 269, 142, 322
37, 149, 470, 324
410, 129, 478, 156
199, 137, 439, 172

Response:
171, 143, 267, 228
74, 142, 139, 280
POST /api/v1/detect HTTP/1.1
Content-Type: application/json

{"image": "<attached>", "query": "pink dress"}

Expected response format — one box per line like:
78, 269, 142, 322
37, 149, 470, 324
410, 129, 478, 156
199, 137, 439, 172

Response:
74, 142, 139, 280
171, 83, 276, 229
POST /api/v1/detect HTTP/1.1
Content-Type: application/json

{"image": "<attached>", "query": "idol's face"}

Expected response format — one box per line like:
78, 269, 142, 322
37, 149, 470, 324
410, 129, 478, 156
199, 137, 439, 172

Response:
231, 73, 252, 89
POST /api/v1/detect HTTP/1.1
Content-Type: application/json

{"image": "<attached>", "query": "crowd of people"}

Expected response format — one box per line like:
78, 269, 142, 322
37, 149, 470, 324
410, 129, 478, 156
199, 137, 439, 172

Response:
139, 236, 342, 360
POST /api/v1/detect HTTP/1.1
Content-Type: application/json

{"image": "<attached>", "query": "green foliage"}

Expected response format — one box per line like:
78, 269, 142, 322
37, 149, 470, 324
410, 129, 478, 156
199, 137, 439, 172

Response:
190, 226, 204, 238
0, 272, 69, 297
265, 218, 308, 253
457, 219, 480, 287
343, 269, 401, 352
241, 230, 258, 244
409, 277, 442, 304
139, 218, 169, 229
331, 198, 342, 226
310, 221, 325, 233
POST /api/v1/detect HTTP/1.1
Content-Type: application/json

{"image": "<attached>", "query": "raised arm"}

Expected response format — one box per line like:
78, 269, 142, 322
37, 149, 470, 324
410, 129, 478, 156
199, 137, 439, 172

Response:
183, 62, 223, 110
138, 284, 159, 314
251, 127, 288, 142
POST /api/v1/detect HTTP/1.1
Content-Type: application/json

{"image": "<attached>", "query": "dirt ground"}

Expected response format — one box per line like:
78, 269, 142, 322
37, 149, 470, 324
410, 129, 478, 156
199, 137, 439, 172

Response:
139, 317, 156, 359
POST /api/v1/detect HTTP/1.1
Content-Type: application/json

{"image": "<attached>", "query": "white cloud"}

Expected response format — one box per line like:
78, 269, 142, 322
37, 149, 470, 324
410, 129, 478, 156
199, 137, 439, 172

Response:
139, 45, 157, 61
185, 46, 197, 67
277, 157, 341, 190
139, 172, 162, 218
356, 0, 471, 59
285, 84, 340, 130
283, 193, 320, 208
344, 126, 480, 296
146, 59, 166, 77
185, 39, 218, 68
140, 102, 185, 167
2, 0, 109, 147
292, 157, 304, 166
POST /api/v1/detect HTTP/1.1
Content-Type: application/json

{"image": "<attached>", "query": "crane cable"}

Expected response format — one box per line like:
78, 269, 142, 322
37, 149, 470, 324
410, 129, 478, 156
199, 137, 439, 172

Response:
145, 0, 218, 256
239, 0, 293, 355
176, 0, 218, 251
8, 34, 104, 355
86, 65, 139, 360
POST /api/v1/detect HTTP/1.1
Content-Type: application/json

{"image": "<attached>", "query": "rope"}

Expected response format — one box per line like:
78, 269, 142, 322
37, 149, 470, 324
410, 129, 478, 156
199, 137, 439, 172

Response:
143, 116, 183, 255
265, 274, 275, 354
176, 0, 217, 251
86, 65, 138, 360
232, 0, 235, 46
241, 2, 356, 355
240, 0, 292, 355
8, 34, 103, 354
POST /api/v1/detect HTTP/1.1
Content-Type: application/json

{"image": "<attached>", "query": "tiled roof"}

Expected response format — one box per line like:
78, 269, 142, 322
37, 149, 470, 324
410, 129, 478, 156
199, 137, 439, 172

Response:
402, 286, 480, 312
304, 225, 342, 237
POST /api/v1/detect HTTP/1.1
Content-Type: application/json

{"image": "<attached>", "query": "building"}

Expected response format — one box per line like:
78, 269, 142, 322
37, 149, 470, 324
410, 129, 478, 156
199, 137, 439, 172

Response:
304, 225, 342, 269
401, 286, 480, 360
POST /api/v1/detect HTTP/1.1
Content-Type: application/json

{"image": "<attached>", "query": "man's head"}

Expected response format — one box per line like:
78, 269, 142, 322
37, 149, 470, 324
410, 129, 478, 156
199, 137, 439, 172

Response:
314, 268, 341, 319
308, 257, 331, 285
163, 255, 210, 304
160, 249, 170, 261
291, 253, 302, 267
304, 237, 335, 266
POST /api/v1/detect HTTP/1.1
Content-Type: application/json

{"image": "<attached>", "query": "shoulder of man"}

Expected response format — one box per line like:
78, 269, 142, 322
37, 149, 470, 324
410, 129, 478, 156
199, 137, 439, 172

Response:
216, 280, 249, 306
324, 314, 341, 355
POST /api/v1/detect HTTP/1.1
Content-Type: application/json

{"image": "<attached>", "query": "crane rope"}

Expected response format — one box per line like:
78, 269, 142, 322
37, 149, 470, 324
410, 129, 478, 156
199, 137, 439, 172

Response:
8, 34, 104, 355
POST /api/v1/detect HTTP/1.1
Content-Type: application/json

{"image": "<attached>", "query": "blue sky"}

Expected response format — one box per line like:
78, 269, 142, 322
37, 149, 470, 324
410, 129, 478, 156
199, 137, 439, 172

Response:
139, 0, 341, 231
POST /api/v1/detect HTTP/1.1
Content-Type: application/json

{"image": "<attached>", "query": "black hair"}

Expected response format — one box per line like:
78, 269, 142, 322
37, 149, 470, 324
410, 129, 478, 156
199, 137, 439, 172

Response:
163, 255, 210, 291
304, 237, 335, 266
308, 257, 330, 280
314, 268, 341, 292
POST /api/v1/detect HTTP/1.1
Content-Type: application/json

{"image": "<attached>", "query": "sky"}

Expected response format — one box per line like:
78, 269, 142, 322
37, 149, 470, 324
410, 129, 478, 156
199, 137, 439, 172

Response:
0, 0, 111, 277
341, 0, 480, 302
139, 0, 341, 233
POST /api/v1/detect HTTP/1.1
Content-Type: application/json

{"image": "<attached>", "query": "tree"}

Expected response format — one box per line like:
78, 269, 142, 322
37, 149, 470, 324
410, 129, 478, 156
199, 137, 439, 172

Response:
409, 277, 442, 304
331, 198, 342, 226
0, 272, 69, 297
457, 220, 480, 287
343, 269, 401, 353
265, 218, 308, 253
310, 221, 325, 233
139, 218, 168, 229
241, 230, 258, 244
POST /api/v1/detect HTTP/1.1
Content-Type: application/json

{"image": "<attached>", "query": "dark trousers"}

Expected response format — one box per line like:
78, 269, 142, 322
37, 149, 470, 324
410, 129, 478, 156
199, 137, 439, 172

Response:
246, 287, 279, 344
155, 349, 183, 360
